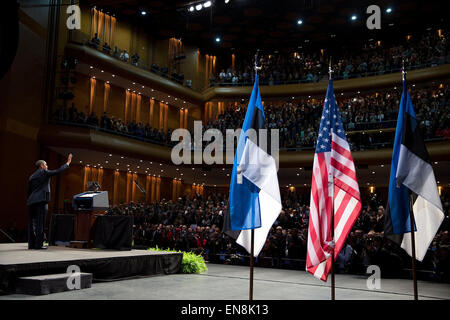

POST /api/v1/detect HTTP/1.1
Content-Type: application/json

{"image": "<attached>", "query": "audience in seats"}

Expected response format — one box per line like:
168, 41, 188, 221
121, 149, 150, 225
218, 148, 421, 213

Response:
215, 29, 448, 86
105, 190, 450, 282
52, 83, 449, 151
204, 83, 449, 150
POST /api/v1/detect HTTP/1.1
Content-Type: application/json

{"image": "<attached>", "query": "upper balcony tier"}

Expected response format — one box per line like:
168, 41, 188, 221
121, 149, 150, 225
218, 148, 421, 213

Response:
66, 42, 450, 103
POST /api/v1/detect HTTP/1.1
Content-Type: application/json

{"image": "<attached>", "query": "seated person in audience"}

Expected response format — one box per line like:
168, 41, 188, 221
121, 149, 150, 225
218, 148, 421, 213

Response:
112, 46, 119, 58
89, 33, 101, 49
102, 42, 111, 54
120, 49, 129, 62
131, 53, 140, 66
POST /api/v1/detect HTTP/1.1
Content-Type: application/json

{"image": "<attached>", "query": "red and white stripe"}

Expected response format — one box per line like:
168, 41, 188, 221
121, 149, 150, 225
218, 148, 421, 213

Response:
306, 132, 361, 281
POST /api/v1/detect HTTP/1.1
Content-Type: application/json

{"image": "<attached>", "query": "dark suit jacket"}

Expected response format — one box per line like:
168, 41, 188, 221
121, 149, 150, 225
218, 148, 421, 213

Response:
27, 164, 69, 206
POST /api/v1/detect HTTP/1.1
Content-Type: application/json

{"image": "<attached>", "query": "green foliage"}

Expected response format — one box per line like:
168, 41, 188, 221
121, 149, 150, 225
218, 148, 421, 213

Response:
148, 247, 207, 274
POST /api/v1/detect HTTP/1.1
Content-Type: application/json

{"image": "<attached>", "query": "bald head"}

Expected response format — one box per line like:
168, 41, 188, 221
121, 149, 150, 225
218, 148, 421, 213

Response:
35, 160, 48, 170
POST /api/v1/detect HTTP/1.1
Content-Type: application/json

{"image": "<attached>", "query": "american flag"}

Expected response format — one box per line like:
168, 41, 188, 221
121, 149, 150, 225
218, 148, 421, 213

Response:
306, 80, 362, 281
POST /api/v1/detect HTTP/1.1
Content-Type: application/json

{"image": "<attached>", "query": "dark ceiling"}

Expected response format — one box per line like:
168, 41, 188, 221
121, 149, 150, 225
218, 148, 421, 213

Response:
86, 0, 447, 55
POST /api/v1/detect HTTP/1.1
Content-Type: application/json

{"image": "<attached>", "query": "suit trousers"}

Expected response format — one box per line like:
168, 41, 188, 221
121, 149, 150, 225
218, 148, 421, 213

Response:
28, 202, 48, 249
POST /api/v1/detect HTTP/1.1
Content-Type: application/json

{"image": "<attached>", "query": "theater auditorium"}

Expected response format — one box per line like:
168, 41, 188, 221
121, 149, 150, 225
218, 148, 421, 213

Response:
0, 0, 449, 301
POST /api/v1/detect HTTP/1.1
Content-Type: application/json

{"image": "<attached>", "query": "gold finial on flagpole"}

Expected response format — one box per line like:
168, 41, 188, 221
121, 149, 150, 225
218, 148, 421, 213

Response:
329, 57, 333, 80
254, 51, 261, 75
402, 59, 407, 81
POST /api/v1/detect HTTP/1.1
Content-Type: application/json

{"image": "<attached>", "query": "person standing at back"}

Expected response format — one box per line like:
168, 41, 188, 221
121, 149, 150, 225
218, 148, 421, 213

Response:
27, 153, 73, 249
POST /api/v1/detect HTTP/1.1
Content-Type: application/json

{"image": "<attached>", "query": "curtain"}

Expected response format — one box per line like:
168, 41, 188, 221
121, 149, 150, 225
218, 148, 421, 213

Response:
145, 175, 151, 203
151, 176, 156, 203
126, 172, 132, 203
136, 94, 142, 123
103, 82, 110, 113
159, 102, 164, 129
113, 170, 119, 206
179, 109, 184, 128
149, 99, 155, 126
98, 168, 103, 187
184, 108, 188, 129
91, 8, 98, 38
156, 178, 161, 202
110, 17, 116, 47
97, 11, 104, 38
83, 166, 91, 191
164, 105, 168, 132
89, 77, 97, 114
130, 93, 137, 122
124, 90, 131, 123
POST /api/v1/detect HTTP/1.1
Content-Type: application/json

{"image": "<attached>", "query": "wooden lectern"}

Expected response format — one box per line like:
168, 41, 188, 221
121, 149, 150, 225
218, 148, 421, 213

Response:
72, 191, 109, 248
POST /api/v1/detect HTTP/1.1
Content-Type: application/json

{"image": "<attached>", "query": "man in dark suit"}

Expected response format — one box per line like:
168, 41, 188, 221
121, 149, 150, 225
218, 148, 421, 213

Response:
27, 153, 72, 249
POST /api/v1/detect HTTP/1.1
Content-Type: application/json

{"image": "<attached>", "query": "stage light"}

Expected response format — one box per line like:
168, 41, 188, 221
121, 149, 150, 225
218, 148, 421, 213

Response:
112, 74, 115, 77
203, 1, 212, 8
225, 0, 230, 3
215, 37, 221, 43
195, 4, 202, 11
386, 8, 392, 13
189, 6, 194, 12
351, 15, 357, 21
297, 19, 303, 25
89, 66, 93, 69
141, 11, 146, 16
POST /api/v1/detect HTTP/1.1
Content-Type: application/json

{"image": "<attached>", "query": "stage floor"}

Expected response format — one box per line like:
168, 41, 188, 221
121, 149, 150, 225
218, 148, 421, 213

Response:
0, 243, 182, 292
0, 243, 175, 265
1, 263, 449, 300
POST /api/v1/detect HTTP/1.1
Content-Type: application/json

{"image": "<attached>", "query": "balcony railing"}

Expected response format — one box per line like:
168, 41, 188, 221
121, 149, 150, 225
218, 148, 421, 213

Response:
49, 118, 450, 153
208, 56, 450, 88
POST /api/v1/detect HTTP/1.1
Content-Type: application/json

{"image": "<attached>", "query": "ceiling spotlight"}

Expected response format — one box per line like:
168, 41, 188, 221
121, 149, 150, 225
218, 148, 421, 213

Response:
225, 0, 230, 3
351, 15, 357, 21
189, 6, 194, 12
297, 19, 303, 25
89, 66, 93, 69
215, 37, 221, 43
386, 8, 392, 13
112, 74, 115, 77
195, 4, 202, 10
141, 11, 146, 16
203, 1, 212, 8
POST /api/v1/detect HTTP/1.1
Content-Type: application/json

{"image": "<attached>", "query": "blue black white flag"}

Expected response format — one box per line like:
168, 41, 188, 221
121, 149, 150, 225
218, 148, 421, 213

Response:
385, 78, 444, 261
224, 74, 281, 257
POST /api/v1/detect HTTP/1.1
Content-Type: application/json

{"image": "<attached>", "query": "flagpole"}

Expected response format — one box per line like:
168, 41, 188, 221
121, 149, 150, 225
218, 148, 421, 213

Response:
329, 57, 336, 301
403, 60, 419, 300
249, 228, 254, 300
248, 52, 261, 301
409, 195, 419, 300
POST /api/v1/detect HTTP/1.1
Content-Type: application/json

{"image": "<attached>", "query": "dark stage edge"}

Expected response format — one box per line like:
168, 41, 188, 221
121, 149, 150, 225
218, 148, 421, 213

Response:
0, 243, 182, 292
